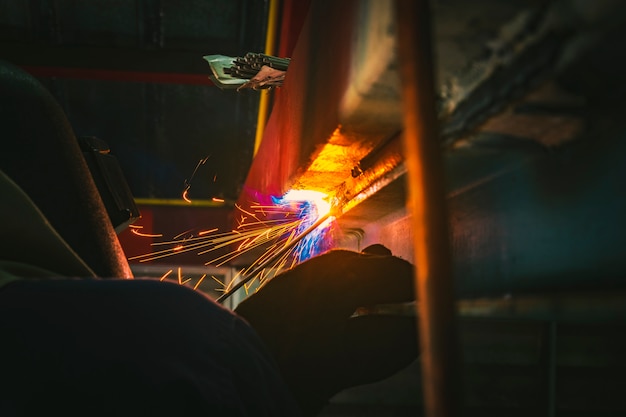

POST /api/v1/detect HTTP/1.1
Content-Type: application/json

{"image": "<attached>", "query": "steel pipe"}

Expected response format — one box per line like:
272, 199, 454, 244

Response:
395, 0, 461, 415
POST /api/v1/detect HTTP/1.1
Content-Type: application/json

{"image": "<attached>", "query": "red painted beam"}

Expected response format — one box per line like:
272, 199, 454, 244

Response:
277, 0, 312, 58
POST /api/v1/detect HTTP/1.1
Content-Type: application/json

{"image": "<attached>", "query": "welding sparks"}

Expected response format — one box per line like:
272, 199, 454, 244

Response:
129, 225, 163, 238
159, 269, 173, 281
193, 274, 207, 290
182, 188, 192, 203
182, 155, 214, 203
128, 189, 337, 298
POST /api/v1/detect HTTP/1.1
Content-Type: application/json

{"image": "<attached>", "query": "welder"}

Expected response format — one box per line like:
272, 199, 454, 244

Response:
0, 60, 418, 417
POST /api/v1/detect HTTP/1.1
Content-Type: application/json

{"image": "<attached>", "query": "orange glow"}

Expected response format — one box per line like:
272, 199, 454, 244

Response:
288, 126, 377, 198
212, 197, 225, 203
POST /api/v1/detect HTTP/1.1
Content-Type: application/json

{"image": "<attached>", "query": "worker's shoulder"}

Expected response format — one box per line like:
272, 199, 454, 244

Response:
118, 277, 229, 311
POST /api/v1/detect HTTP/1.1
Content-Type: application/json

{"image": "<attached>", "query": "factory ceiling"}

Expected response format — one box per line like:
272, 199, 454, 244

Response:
2, 0, 626, 212
0, 0, 268, 203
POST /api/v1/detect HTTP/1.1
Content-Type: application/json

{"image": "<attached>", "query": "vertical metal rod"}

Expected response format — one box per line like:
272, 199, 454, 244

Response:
395, 0, 461, 416
253, 0, 281, 156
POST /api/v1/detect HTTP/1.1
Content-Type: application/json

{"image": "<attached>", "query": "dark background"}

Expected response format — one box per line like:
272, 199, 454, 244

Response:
0, 0, 268, 202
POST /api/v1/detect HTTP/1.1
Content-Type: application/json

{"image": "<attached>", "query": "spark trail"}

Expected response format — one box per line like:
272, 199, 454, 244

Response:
128, 191, 336, 299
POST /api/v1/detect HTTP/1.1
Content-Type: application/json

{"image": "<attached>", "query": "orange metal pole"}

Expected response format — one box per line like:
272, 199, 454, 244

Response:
395, 0, 461, 416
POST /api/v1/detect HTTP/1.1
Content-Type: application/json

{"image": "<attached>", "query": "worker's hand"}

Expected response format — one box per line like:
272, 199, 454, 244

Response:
234, 247, 418, 416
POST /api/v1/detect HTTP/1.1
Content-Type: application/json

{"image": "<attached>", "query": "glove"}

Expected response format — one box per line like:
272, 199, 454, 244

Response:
234, 247, 418, 416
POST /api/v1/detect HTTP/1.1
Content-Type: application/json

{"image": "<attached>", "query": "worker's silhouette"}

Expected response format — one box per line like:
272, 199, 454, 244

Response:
0, 60, 418, 417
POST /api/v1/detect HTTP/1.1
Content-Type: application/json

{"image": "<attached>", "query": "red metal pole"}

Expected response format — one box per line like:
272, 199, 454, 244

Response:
395, 0, 461, 416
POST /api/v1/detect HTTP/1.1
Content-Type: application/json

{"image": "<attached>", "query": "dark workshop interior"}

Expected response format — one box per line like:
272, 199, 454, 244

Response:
2, 0, 626, 416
